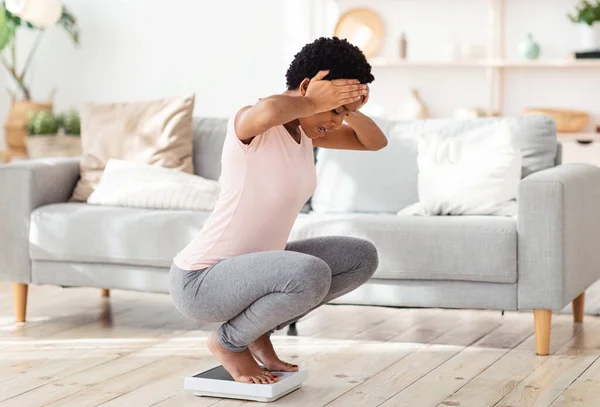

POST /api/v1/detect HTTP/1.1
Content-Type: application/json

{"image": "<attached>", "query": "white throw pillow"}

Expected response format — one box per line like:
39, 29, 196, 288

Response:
87, 159, 220, 211
398, 121, 521, 216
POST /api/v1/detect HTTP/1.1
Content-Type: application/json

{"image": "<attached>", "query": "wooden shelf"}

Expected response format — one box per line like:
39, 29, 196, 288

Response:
558, 132, 600, 142
369, 59, 490, 68
500, 60, 600, 68
369, 58, 600, 69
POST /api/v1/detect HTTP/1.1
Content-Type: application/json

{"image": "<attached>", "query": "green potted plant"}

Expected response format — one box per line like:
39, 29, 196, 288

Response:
61, 109, 81, 137
0, 0, 79, 158
26, 109, 81, 159
567, 0, 600, 49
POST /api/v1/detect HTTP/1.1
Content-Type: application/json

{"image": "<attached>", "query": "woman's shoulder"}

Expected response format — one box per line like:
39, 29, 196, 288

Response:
228, 105, 282, 150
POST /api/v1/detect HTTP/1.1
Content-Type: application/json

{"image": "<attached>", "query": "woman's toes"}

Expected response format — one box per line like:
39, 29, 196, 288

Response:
246, 373, 279, 384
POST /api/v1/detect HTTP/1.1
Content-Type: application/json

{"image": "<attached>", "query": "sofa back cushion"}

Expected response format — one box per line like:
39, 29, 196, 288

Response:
190, 115, 558, 214
192, 117, 229, 181
311, 117, 418, 214
310, 114, 557, 214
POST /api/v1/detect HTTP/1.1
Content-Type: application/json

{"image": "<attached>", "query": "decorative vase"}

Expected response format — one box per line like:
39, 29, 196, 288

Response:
398, 32, 407, 60
580, 22, 600, 49
398, 89, 429, 120
453, 107, 487, 120
4, 100, 53, 158
518, 33, 541, 59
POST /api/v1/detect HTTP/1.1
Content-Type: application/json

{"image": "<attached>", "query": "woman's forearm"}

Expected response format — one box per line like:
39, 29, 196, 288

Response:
344, 111, 388, 150
262, 95, 317, 125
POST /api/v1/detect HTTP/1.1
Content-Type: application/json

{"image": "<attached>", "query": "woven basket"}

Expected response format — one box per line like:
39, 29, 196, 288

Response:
26, 134, 82, 159
523, 108, 589, 133
4, 100, 53, 158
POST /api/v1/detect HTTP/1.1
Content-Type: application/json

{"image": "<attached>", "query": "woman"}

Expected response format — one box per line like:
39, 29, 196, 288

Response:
170, 37, 388, 384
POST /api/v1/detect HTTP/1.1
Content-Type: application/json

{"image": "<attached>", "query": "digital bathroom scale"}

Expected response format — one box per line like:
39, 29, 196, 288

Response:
184, 365, 308, 402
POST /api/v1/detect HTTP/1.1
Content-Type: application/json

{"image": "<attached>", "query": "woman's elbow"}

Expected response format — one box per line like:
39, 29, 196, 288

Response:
370, 135, 388, 151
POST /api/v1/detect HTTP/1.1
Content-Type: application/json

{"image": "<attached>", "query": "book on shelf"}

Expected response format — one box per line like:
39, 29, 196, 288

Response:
574, 49, 600, 59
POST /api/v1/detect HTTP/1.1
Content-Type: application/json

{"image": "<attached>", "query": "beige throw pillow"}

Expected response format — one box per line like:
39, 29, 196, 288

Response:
71, 94, 195, 202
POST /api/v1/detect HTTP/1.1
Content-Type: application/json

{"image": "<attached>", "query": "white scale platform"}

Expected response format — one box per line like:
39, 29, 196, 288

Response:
184, 365, 308, 402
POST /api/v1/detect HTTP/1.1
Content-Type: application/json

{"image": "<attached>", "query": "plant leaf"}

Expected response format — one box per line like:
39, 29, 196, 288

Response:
0, 9, 17, 53
58, 7, 79, 45
5, 8, 23, 27
568, 0, 600, 25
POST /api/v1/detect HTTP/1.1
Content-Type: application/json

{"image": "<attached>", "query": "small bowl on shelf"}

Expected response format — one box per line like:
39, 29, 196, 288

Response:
523, 107, 589, 133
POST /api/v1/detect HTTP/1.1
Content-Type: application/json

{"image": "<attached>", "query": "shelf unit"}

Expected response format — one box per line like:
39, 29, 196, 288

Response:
370, 0, 598, 120
318, 0, 599, 140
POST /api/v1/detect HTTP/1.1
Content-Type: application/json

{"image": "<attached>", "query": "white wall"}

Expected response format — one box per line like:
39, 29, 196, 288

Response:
1, 0, 599, 151
0, 0, 316, 148
0, 68, 8, 149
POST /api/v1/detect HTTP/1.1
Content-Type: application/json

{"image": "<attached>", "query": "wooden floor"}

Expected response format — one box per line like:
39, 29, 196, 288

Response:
1, 283, 600, 407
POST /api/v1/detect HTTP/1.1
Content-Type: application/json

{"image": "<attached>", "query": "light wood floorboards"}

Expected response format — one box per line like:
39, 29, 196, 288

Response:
1, 283, 599, 407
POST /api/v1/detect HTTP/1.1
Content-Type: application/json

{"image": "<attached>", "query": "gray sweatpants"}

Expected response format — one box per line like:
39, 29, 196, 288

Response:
169, 236, 378, 352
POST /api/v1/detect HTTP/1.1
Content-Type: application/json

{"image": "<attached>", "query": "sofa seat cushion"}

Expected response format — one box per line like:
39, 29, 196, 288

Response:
290, 213, 517, 284
30, 203, 210, 267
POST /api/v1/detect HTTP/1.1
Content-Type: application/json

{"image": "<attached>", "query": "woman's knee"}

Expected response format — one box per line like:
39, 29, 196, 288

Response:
340, 238, 379, 285
290, 255, 332, 302
351, 238, 379, 278
362, 239, 379, 268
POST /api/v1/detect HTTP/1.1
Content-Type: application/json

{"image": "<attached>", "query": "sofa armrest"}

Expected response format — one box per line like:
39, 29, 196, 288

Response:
0, 157, 80, 283
517, 163, 600, 311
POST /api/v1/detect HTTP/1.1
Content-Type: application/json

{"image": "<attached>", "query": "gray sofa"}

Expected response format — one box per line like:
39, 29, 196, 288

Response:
2, 114, 599, 356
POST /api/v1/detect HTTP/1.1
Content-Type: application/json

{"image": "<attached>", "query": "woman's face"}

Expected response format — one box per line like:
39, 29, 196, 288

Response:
299, 99, 362, 139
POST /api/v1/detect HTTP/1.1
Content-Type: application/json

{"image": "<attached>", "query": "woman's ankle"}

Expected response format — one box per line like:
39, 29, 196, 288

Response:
216, 328, 248, 353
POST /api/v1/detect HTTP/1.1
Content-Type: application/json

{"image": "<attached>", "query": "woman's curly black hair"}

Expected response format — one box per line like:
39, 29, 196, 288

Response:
285, 37, 375, 90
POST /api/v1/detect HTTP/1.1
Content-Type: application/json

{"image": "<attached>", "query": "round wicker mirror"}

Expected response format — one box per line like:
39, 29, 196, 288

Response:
334, 8, 385, 58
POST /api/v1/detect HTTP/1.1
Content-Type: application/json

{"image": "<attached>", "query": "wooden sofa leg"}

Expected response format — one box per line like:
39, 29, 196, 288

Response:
572, 292, 585, 323
534, 309, 552, 356
13, 283, 28, 323
101, 289, 110, 297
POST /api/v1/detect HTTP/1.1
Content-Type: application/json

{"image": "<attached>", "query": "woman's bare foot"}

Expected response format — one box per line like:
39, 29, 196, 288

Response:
207, 332, 279, 384
249, 334, 299, 372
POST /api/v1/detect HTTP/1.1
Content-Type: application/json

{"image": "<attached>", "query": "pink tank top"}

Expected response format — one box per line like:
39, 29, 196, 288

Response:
173, 115, 317, 271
